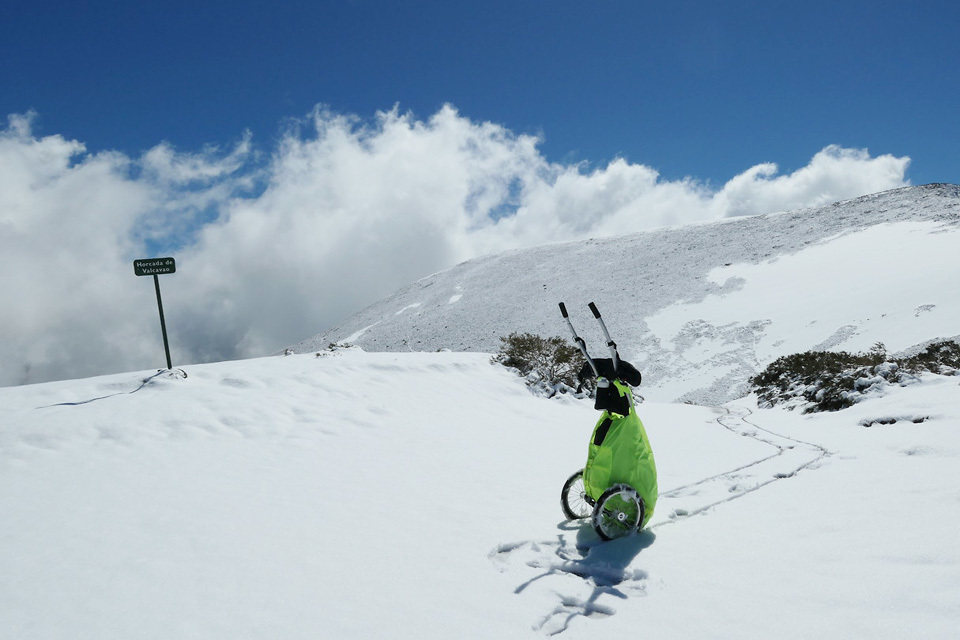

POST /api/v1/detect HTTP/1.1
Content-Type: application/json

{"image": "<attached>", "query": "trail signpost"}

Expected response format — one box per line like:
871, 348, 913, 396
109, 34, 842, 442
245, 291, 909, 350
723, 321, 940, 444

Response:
134, 257, 176, 370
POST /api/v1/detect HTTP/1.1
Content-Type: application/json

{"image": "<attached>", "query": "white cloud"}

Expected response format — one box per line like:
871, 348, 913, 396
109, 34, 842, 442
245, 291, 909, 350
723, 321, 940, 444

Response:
714, 145, 912, 217
0, 106, 911, 386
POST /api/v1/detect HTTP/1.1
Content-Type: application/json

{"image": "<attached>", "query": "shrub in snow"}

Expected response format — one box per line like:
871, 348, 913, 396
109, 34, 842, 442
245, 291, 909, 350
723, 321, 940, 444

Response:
901, 340, 960, 374
752, 343, 897, 413
315, 342, 357, 357
752, 340, 960, 413
492, 332, 591, 398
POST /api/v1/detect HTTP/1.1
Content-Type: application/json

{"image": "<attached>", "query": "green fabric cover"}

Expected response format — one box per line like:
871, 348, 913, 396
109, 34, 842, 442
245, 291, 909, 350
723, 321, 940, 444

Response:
582, 380, 658, 527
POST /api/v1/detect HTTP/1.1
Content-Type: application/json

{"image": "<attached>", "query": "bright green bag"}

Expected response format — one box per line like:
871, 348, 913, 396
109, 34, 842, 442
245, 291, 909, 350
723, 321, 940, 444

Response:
582, 380, 658, 527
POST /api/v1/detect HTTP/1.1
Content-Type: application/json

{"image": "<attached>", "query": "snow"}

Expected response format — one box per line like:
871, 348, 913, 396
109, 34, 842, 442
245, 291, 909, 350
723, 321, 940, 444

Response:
645, 220, 960, 361
3, 184, 960, 637
2, 348, 959, 638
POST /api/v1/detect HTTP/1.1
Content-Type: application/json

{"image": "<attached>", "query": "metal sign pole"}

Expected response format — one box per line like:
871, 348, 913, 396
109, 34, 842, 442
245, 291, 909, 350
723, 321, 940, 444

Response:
134, 256, 177, 371
153, 274, 172, 370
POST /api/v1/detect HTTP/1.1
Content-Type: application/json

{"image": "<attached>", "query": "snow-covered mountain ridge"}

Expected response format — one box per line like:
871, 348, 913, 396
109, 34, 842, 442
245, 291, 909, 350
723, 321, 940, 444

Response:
288, 183, 960, 404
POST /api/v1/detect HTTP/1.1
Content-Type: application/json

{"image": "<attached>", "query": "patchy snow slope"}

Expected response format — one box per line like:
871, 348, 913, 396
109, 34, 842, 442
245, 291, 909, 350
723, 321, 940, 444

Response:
2, 349, 959, 638
287, 184, 960, 404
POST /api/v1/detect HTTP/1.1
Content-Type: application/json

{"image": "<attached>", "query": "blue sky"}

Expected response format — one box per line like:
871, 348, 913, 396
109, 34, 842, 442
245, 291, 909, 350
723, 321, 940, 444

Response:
2, 0, 958, 386
4, 0, 957, 184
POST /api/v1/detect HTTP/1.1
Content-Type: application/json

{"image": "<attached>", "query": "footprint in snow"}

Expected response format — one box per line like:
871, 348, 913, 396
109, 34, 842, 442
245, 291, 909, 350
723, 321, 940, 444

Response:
491, 529, 653, 635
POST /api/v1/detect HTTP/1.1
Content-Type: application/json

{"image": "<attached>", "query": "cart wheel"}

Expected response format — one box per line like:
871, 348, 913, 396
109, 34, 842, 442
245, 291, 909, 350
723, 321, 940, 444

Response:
592, 484, 644, 540
561, 469, 592, 520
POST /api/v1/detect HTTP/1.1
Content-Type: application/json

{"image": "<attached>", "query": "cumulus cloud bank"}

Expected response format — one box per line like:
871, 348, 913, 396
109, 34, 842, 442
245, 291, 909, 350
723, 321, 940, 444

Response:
0, 106, 910, 386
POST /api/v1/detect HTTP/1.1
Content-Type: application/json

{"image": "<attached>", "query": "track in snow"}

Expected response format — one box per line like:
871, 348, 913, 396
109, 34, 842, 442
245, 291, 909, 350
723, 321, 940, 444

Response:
491, 403, 831, 635
650, 405, 830, 528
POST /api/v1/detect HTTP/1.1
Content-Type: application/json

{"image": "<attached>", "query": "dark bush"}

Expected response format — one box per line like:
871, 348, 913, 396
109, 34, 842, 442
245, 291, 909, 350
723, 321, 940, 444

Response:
492, 332, 590, 396
902, 340, 960, 373
750, 340, 960, 413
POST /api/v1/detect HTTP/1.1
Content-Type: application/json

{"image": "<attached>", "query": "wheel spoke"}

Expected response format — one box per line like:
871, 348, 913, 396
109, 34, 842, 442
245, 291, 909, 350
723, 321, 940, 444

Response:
592, 484, 644, 540
561, 469, 592, 520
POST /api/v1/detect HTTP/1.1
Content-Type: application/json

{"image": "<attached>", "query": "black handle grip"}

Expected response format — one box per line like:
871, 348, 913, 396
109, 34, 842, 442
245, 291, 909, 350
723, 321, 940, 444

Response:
559, 302, 568, 318
588, 302, 601, 318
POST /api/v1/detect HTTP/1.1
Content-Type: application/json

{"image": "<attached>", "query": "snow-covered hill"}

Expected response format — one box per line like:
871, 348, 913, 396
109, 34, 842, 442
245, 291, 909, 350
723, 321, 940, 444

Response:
288, 183, 960, 404
2, 349, 959, 638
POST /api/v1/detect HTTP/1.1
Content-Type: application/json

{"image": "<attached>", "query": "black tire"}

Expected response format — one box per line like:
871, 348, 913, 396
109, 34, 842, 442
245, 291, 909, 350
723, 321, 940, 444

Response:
591, 484, 644, 540
561, 469, 592, 520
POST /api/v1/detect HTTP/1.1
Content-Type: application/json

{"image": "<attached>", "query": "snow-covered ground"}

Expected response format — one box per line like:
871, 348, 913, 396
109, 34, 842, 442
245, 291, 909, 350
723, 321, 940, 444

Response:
2, 348, 959, 638
4, 184, 960, 637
